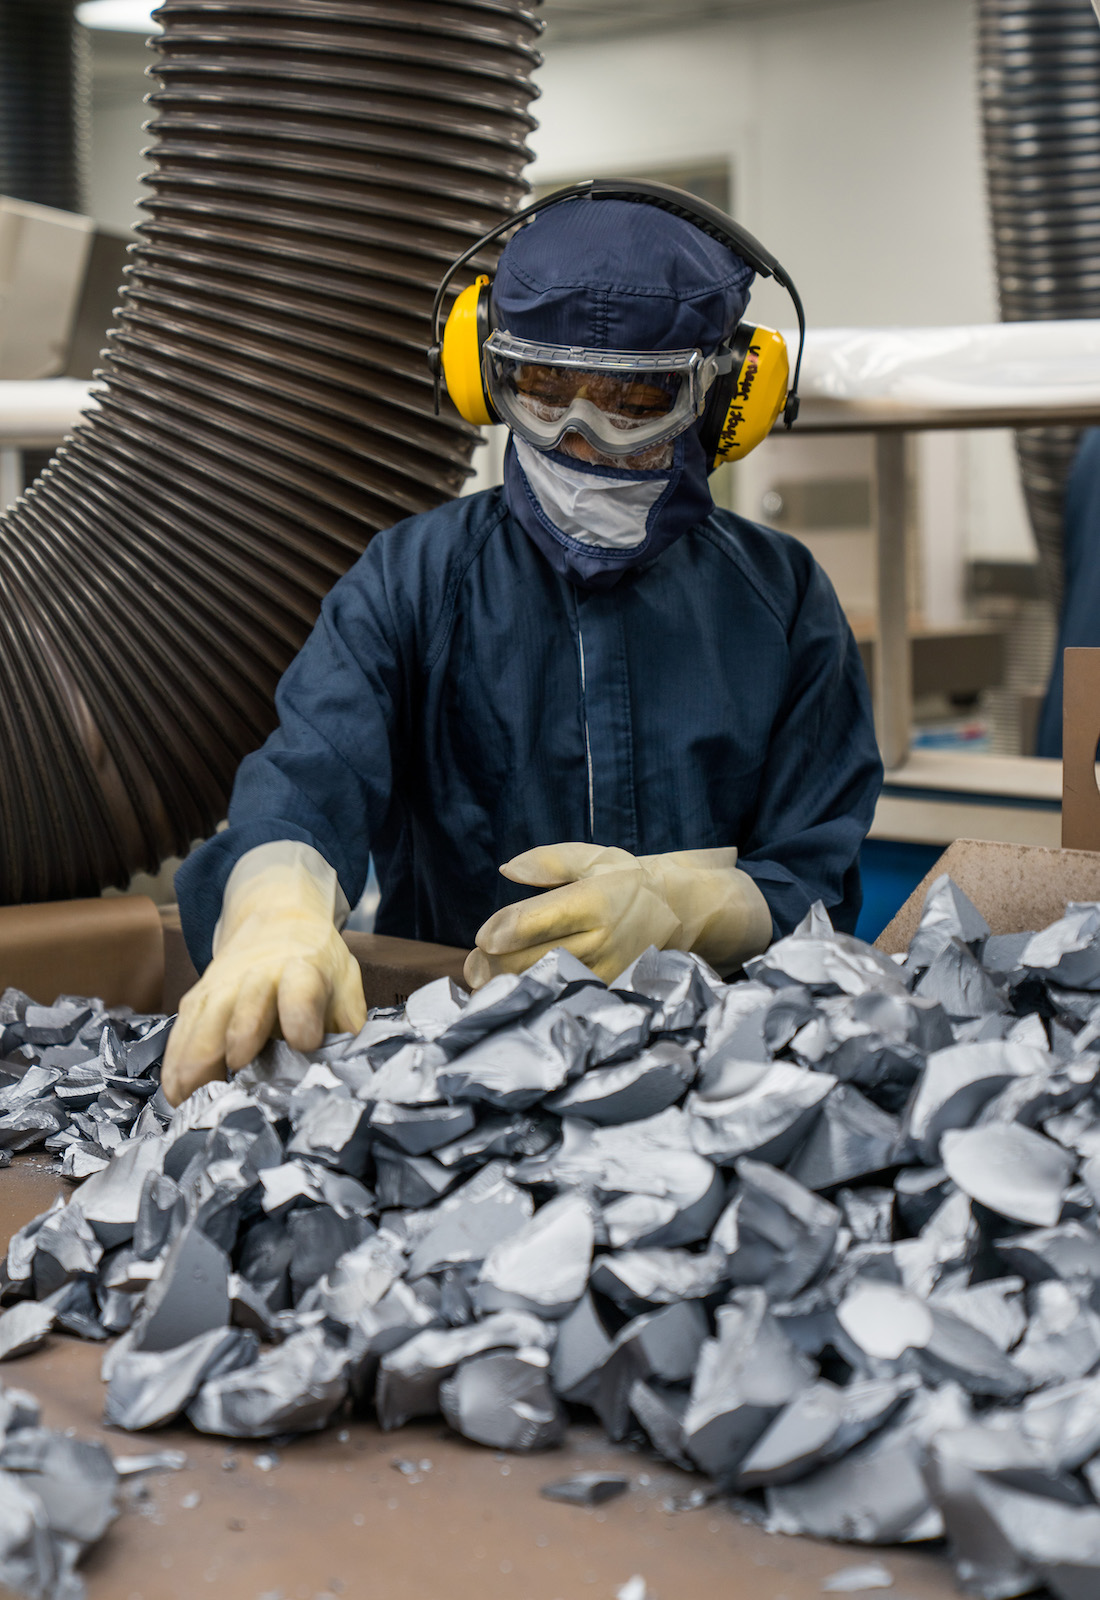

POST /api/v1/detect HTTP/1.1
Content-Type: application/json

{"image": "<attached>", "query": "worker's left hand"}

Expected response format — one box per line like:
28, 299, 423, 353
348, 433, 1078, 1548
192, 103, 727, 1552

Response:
463, 842, 774, 989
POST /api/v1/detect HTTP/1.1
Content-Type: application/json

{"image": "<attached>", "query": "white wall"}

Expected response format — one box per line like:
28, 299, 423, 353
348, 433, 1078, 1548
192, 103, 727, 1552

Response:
86, 32, 154, 234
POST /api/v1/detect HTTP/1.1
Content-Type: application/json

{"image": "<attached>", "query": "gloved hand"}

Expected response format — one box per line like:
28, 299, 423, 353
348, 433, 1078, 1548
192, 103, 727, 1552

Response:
463, 842, 773, 989
162, 842, 366, 1106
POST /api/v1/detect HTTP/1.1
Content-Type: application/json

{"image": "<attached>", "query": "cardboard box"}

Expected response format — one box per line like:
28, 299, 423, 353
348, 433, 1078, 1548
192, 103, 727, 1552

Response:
876, 837, 1100, 953
0, 896, 468, 1013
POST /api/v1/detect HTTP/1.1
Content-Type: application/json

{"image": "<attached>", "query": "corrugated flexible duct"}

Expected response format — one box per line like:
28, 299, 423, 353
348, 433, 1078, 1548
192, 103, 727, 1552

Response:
0, 0, 541, 904
976, 0, 1100, 610
0, 0, 88, 213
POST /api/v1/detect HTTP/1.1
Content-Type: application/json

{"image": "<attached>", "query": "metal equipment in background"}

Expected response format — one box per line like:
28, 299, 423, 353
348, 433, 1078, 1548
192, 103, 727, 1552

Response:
976, 0, 1100, 614
0, 0, 542, 906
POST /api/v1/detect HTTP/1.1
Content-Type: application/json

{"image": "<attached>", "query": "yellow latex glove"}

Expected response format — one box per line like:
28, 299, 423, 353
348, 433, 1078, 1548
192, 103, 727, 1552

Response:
463, 842, 773, 989
161, 842, 366, 1106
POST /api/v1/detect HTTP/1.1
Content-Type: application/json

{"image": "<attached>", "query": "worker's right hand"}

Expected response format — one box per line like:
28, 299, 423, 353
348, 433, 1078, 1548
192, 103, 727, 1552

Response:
161, 844, 366, 1107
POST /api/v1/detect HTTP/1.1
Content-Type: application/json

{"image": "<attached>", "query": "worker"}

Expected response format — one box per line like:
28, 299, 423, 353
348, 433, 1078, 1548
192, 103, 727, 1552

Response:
162, 185, 883, 1106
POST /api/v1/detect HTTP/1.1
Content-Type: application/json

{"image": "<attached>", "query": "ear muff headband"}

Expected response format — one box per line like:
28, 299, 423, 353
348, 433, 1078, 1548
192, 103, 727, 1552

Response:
427, 177, 806, 439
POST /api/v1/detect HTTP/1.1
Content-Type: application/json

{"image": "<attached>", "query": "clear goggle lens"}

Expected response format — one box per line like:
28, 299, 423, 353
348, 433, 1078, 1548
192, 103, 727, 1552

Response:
483, 333, 713, 456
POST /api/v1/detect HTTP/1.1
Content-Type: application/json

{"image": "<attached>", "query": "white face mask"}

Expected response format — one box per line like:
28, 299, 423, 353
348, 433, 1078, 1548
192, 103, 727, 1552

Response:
513, 436, 668, 549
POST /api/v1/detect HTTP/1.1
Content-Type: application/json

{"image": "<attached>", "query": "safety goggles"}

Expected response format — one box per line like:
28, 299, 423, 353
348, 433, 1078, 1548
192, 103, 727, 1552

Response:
483, 330, 728, 457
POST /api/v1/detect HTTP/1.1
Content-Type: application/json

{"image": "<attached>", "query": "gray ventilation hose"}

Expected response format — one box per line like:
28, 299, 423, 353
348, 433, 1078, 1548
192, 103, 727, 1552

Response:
0, 0, 541, 904
976, 0, 1100, 610
0, 0, 88, 213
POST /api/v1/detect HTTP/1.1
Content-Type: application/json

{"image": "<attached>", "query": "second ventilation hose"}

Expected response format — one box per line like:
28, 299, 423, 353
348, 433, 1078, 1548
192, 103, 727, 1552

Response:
976, 0, 1100, 609
0, 0, 541, 904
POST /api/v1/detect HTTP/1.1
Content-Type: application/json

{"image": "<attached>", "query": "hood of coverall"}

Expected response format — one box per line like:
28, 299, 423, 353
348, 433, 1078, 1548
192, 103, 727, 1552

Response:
495, 197, 755, 589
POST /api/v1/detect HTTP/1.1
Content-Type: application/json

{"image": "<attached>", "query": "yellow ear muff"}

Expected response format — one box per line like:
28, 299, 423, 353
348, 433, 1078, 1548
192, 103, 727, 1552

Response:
709, 324, 790, 466
441, 275, 497, 426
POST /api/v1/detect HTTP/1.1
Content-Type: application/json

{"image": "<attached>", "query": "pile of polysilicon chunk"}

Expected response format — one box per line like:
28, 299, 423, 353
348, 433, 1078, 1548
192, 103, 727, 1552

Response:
7, 876, 1100, 1598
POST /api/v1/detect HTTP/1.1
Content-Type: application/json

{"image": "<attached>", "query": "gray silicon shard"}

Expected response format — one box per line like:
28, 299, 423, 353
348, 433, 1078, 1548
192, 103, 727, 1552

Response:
613, 947, 723, 1030
786, 1086, 901, 1193
373, 1148, 458, 1210
838, 1187, 895, 1244
746, 930, 909, 999
550, 1292, 614, 1405
298, 1233, 404, 1329
686, 1062, 835, 1167
894, 1166, 951, 1234
914, 939, 1008, 1023
920, 1427, 1045, 1598
929, 1278, 1027, 1354
1022, 904, 1100, 991
433, 1111, 559, 1170
552, 991, 652, 1067
0, 1387, 41, 1440
907, 874, 991, 971
437, 1008, 582, 1109
286, 1093, 372, 1176
906, 1041, 1050, 1163
940, 1123, 1075, 1227
933, 1458, 1100, 1600
698, 982, 776, 1070
403, 977, 468, 1041
629, 1380, 694, 1469
476, 1193, 595, 1319
1018, 1376, 1100, 1472
406, 1162, 533, 1279
721, 1160, 842, 1301
369, 1100, 475, 1156
31, 1204, 102, 1298
544, 1041, 693, 1125
347, 1281, 440, 1376
440, 1347, 566, 1452
0, 1302, 55, 1361
129, 1222, 230, 1354
363, 1041, 443, 1107
1013, 1282, 1100, 1388
765, 1408, 949, 1546
434, 971, 556, 1059
76, 1134, 165, 1248
541, 1471, 630, 1506
588, 1245, 727, 1314
737, 1375, 915, 1489
682, 1288, 814, 1484
23, 1003, 92, 1047
0, 1428, 117, 1544
287, 1208, 372, 1304
836, 1282, 933, 1366
995, 1222, 1100, 1284
375, 1311, 554, 1430
588, 1303, 709, 1439
0, 1466, 63, 1600
120, 1016, 173, 1076
187, 1326, 349, 1438
132, 1172, 185, 1262
602, 1161, 725, 1252
916, 1307, 1029, 1400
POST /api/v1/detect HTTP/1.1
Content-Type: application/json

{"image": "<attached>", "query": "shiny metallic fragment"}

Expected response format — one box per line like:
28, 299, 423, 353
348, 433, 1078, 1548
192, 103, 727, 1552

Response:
682, 1289, 814, 1483
104, 1326, 259, 1430
540, 1471, 630, 1506
375, 1312, 554, 1430
737, 1376, 915, 1488
940, 1123, 1075, 1226
440, 1347, 565, 1451
476, 1193, 594, 1318
187, 1326, 350, 1437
